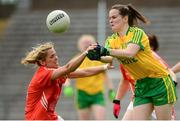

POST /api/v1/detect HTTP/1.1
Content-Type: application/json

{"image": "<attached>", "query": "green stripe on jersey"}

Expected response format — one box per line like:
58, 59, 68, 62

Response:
132, 30, 143, 44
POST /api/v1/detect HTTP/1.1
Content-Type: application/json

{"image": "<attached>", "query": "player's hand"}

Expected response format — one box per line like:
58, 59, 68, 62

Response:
87, 49, 101, 60
63, 86, 74, 97
86, 44, 110, 60
87, 44, 101, 60
173, 81, 178, 87
104, 63, 114, 70
85, 43, 98, 56
108, 89, 116, 101
113, 99, 121, 119
86, 43, 98, 51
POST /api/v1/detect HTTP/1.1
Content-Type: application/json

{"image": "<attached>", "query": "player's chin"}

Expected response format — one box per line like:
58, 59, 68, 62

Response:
111, 26, 119, 32
53, 64, 59, 69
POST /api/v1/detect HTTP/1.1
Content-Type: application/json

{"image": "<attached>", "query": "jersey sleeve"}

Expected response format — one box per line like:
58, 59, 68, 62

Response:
128, 29, 145, 50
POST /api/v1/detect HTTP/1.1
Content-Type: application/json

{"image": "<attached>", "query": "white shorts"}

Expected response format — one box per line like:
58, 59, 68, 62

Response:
127, 101, 133, 110
58, 115, 64, 121
151, 110, 157, 119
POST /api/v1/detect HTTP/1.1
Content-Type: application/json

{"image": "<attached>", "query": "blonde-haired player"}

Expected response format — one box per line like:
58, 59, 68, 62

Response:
21, 42, 113, 120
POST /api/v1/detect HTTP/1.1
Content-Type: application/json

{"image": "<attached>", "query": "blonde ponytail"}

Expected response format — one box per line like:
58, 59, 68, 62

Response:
21, 42, 54, 66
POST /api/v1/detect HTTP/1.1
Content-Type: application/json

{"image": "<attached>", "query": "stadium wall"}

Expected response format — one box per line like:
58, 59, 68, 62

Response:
31, 0, 180, 10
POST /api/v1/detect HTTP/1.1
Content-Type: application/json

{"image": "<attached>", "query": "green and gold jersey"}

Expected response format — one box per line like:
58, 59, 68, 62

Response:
76, 57, 105, 95
105, 26, 169, 80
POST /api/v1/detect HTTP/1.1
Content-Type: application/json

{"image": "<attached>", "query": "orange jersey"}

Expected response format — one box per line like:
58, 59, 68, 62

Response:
25, 66, 66, 120
119, 64, 135, 100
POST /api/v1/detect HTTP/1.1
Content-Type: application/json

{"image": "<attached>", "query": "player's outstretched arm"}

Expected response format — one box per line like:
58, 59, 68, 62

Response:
67, 63, 114, 78
109, 43, 140, 58
51, 44, 97, 80
172, 62, 180, 73
100, 56, 113, 63
113, 78, 130, 119
87, 43, 140, 61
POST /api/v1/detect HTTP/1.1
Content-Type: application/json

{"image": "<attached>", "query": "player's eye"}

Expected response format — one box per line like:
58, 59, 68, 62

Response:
112, 16, 117, 19
50, 54, 55, 58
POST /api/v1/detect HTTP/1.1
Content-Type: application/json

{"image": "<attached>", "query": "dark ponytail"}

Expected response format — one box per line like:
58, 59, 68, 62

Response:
148, 34, 159, 51
127, 4, 150, 26
111, 4, 150, 26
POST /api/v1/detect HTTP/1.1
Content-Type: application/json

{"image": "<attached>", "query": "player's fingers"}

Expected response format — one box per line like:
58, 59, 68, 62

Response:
87, 44, 97, 50
107, 63, 114, 69
113, 110, 118, 119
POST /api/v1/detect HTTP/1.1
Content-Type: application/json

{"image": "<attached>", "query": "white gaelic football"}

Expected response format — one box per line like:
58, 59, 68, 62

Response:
46, 10, 70, 33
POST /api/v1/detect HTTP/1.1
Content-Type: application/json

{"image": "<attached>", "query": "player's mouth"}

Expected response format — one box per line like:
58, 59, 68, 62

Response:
111, 24, 115, 28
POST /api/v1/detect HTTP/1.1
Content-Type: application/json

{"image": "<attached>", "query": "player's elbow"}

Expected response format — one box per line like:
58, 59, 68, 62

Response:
125, 51, 136, 58
65, 64, 76, 73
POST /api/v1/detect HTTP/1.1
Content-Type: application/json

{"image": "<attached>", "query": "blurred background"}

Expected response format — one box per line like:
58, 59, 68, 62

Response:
0, 0, 179, 120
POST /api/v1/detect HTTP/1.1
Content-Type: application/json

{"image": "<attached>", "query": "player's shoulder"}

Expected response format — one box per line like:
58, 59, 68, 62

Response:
36, 66, 54, 77
129, 26, 144, 33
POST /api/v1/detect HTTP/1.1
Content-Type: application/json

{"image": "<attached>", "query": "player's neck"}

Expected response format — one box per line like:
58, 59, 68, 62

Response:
118, 24, 129, 38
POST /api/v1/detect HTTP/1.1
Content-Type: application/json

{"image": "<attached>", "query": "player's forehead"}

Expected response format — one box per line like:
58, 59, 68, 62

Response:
46, 48, 56, 56
109, 9, 120, 17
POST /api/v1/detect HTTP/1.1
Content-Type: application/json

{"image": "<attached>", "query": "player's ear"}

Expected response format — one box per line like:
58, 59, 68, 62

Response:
39, 60, 46, 66
123, 15, 128, 23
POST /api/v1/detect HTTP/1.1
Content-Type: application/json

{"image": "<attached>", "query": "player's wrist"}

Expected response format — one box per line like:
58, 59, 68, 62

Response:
83, 50, 88, 56
103, 64, 108, 70
113, 99, 120, 104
